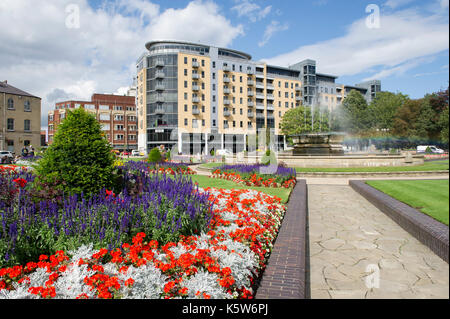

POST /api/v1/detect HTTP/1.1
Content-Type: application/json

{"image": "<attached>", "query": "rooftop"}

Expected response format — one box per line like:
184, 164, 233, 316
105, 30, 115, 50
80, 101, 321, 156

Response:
0, 81, 40, 99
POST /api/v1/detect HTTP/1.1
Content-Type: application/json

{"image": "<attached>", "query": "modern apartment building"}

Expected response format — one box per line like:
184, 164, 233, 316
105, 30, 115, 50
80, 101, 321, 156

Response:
136, 40, 381, 155
136, 40, 303, 155
48, 93, 138, 152
0, 80, 42, 155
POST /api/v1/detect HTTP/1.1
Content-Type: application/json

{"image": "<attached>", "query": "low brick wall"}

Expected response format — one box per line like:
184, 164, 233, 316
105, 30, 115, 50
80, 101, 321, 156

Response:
255, 180, 308, 299
349, 180, 449, 263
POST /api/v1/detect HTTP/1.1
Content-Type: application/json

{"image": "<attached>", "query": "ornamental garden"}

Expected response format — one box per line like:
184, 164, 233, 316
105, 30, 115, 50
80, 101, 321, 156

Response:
0, 108, 296, 299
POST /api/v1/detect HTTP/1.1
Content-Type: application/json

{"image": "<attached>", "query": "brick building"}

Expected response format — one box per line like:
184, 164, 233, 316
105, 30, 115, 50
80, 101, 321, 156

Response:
48, 93, 137, 152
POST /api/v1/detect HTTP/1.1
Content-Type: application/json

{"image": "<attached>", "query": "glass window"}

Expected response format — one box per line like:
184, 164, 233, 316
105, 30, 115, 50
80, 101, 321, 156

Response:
7, 118, 14, 130
24, 100, 31, 112
7, 98, 14, 109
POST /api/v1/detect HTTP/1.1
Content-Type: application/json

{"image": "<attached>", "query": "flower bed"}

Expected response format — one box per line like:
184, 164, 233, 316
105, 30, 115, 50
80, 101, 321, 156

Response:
212, 164, 296, 188
125, 161, 196, 176
0, 188, 285, 299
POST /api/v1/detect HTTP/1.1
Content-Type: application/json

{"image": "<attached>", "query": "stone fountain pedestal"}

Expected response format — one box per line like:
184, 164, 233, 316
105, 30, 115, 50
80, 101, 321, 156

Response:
291, 133, 345, 156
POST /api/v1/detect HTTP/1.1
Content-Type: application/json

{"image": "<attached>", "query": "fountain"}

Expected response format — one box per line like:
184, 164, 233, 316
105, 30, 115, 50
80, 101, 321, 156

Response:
291, 132, 345, 156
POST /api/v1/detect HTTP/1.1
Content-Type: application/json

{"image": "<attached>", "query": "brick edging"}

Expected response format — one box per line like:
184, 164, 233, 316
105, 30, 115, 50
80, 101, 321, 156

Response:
255, 180, 308, 299
349, 180, 449, 263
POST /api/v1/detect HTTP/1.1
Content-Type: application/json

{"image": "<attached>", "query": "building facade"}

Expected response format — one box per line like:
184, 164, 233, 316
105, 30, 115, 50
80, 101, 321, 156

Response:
136, 41, 381, 155
0, 80, 41, 155
48, 93, 137, 152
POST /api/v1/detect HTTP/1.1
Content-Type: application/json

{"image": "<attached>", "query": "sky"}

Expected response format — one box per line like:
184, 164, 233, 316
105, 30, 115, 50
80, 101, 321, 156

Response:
0, 0, 448, 129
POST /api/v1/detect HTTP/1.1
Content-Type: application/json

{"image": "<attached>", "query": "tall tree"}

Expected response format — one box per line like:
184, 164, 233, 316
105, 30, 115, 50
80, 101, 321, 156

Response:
341, 89, 369, 134
280, 105, 329, 137
368, 91, 409, 131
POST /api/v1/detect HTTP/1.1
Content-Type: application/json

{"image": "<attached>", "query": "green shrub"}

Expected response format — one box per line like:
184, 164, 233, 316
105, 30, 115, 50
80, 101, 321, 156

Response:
148, 147, 162, 163
34, 108, 116, 196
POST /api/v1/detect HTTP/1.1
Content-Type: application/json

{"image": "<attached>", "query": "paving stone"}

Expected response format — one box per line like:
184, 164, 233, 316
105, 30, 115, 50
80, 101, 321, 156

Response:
308, 184, 449, 299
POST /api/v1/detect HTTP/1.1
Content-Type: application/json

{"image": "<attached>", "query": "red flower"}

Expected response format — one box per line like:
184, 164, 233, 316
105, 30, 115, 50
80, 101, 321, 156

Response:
13, 178, 27, 188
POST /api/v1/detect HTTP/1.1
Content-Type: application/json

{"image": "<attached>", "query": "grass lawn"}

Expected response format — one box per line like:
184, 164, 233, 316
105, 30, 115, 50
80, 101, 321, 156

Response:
294, 160, 449, 173
366, 179, 449, 225
188, 175, 293, 204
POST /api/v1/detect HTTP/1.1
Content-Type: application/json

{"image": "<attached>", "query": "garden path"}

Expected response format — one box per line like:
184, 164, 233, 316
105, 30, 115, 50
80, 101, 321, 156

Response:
307, 183, 449, 299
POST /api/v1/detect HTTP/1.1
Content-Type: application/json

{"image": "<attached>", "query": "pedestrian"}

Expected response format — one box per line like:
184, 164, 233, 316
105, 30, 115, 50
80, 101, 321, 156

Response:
21, 146, 28, 158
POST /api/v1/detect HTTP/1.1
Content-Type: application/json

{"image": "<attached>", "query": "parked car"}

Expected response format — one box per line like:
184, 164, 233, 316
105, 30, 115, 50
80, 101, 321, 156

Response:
131, 150, 140, 156
417, 145, 445, 154
216, 149, 233, 156
0, 151, 14, 164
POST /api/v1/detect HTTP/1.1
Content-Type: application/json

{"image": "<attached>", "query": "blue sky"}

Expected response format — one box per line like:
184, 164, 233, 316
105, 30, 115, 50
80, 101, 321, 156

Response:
87, 0, 449, 97
0, 0, 448, 128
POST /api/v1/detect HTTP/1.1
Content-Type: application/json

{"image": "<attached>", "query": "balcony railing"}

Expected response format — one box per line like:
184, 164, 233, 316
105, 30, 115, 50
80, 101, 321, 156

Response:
247, 91, 254, 97
247, 80, 255, 86
223, 88, 231, 94
192, 108, 200, 115
192, 85, 200, 91
223, 109, 231, 117
155, 95, 165, 103
223, 99, 231, 105
155, 71, 165, 79
155, 107, 165, 114
247, 101, 254, 107
223, 65, 231, 72
155, 84, 165, 91
247, 111, 254, 118
155, 60, 164, 67
192, 73, 200, 79
192, 61, 199, 68
192, 97, 200, 103
266, 94, 274, 100
223, 77, 230, 83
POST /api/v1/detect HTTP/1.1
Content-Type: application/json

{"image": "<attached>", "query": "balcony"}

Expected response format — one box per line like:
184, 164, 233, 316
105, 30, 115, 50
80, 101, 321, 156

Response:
247, 111, 254, 118
223, 77, 230, 83
223, 65, 231, 72
155, 95, 165, 103
247, 101, 254, 107
155, 59, 164, 67
192, 73, 200, 80
267, 104, 274, 111
266, 94, 275, 100
155, 84, 165, 91
247, 69, 255, 75
223, 109, 231, 117
247, 91, 254, 97
192, 61, 199, 68
256, 93, 265, 99
247, 80, 255, 86
255, 71, 265, 78
192, 108, 200, 115
224, 123, 229, 129
223, 88, 231, 94
155, 71, 165, 79
256, 113, 265, 119
256, 82, 265, 89
192, 96, 200, 103
295, 86, 302, 92
223, 99, 231, 105
266, 84, 274, 90
256, 103, 265, 110
192, 85, 200, 91
296, 96, 302, 101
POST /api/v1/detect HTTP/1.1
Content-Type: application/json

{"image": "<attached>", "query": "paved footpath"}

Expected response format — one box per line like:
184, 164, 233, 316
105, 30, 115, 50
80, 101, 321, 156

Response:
308, 183, 449, 299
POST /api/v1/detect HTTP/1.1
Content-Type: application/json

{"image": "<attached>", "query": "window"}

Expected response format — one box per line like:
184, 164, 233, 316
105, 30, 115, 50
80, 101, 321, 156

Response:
114, 115, 124, 121
115, 124, 124, 130
7, 98, 14, 109
212, 73, 215, 79
212, 61, 216, 68
184, 118, 188, 126
184, 69, 188, 76
184, 81, 188, 88
128, 135, 136, 141
7, 118, 14, 131
184, 57, 188, 64
213, 119, 216, 127
240, 76, 243, 83
184, 104, 188, 112
115, 134, 124, 140
240, 121, 243, 128
202, 105, 205, 113
212, 84, 216, 91
24, 100, 31, 112
101, 124, 110, 131
127, 116, 136, 122
192, 119, 198, 128
99, 105, 109, 110
201, 60, 205, 67
184, 92, 188, 100
285, 82, 289, 88
99, 113, 110, 121
212, 106, 216, 113
285, 92, 289, 98
202, 119, 205, 127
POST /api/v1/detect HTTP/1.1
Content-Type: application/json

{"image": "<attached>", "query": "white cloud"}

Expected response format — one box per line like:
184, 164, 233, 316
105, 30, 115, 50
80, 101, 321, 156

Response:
441, 0, 449, 9
231, 0, 272, 22
258, 20, 289, 47
0, 0, 244, 128
384, 0, 416, 9
264, 8, 449, 79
